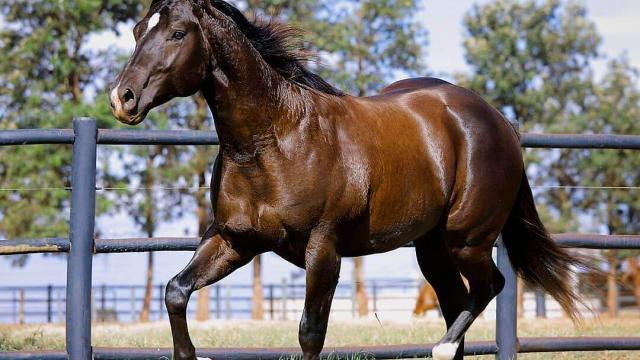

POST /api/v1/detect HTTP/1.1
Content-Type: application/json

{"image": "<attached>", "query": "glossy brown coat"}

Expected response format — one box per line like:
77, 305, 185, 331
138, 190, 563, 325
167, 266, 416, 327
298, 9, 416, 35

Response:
111, 1, 586, 359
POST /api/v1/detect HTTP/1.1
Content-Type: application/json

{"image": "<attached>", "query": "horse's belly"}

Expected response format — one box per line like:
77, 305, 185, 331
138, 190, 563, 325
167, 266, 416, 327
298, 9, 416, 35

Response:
337, 184, 445, 257
371, 193, 443, 248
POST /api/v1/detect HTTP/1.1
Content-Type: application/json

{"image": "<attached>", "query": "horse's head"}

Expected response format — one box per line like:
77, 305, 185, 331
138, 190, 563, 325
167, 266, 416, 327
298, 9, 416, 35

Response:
110, 0, 211, 125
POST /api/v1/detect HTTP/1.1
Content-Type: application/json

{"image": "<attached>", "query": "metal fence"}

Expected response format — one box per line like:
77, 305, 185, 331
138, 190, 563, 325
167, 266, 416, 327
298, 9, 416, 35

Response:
1, 117, 640, 359
0, 279, 426, 324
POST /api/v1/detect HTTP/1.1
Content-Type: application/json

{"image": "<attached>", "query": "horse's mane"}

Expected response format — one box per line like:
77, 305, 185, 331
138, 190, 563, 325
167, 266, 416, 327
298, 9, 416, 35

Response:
208, 0, 345, 96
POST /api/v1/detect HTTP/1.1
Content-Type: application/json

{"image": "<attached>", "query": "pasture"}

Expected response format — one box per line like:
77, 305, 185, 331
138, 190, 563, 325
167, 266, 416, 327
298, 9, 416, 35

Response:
1, 317, 639, 359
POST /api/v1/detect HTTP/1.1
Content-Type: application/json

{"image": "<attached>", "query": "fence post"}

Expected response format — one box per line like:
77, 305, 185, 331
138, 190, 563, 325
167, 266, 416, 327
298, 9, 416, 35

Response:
281, 278, 288, 321
66, 117, 97, 360
535, 289, 546, 318
224, 285, 231, 319
496, 236, 518, 360
158, 284, 164, 320
18, 289, 25, 325
12, 290, 17, 324
215, 285, 221, 319
100, 284, 106, 322
269, 284, 275, 320
372, 281, 378, 313
47, 285, 53, 323
130, 287, 136, 321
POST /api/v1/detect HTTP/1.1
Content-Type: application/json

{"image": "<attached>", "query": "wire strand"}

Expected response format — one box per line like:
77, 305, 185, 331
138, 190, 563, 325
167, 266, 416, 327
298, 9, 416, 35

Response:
0, 186, 212, 192
1, 185, 640, 192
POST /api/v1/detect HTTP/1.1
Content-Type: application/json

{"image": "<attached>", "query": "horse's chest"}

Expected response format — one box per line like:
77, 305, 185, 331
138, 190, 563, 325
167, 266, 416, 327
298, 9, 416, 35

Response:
215, 198, 288, 243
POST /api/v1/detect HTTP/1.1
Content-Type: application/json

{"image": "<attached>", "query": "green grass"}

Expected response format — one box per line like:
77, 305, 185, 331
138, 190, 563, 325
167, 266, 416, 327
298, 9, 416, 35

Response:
1, 317, 640, 359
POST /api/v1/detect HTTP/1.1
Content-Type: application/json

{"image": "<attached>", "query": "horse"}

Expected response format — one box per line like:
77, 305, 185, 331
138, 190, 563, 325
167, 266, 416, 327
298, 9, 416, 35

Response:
110, 1, 585, 359
413, 282, 439, 317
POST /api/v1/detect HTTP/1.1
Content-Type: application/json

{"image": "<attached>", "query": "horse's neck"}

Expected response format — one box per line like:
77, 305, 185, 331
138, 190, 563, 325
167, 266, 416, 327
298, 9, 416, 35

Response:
202, 23, 302, 162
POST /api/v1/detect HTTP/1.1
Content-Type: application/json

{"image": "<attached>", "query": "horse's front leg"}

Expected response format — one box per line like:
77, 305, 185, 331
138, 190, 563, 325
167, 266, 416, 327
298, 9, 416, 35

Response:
299, 227, 341, 360
165, 233, 257, 360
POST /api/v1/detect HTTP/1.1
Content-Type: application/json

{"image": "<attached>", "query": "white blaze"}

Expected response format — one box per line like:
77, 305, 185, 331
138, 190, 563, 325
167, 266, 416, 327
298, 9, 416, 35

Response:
145, 13, 161, 37
110, 84, 123, 115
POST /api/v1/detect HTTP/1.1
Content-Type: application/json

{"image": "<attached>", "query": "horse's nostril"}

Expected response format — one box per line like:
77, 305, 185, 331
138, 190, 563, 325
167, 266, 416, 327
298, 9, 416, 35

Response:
123, 88, 135, 103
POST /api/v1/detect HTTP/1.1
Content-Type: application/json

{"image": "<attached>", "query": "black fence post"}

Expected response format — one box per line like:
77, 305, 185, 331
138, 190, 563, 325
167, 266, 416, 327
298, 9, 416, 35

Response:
214, 285, 221, 319
66, 117, 97, 360
47, 284, 53, 323
158, 284, 164, 320
496, 236, 518, 360
372, 280, 378, 313
100, 284, 106, 322
269, 284, 274, 320
535, 289, 546, 318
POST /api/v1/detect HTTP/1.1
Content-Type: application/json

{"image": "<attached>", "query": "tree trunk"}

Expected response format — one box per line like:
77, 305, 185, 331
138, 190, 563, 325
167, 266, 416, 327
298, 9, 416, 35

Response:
354, 257, 368, 317
627, 257, 640, 307
140, 156, 156, 322
252, 255, 264, 320
192, 94, 213, 322
139, 252, 154, 322
606, 252, 618, 317
195, 200, 211, 321
195, 167, 211, 321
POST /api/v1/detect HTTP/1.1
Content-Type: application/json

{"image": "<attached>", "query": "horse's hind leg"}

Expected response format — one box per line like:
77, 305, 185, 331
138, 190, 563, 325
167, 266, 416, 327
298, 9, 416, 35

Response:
431, 234, 505, 360
414, 232, 469, 360
165, 233, 257, 360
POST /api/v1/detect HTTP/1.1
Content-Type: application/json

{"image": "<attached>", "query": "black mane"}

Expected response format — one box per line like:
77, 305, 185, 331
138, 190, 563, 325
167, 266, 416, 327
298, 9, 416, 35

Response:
209, 0, 345, 96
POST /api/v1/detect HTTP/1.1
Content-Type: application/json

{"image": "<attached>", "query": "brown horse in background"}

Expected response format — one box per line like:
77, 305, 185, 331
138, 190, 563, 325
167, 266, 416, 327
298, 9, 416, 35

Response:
414, 282, 439, 317
110, 1, 586, 359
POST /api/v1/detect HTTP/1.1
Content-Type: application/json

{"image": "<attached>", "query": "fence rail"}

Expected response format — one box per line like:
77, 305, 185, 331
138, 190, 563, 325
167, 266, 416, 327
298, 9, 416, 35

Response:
0, 280, 428, 324
1, 118, 640, 359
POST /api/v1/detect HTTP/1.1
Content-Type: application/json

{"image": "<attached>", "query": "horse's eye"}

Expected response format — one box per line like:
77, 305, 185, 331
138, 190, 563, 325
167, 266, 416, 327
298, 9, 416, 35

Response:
172, 31, 186, 40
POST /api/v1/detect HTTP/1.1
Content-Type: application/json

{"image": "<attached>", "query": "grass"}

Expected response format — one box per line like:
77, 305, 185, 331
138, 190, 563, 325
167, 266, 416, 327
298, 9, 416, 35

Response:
1, 317, 640, 359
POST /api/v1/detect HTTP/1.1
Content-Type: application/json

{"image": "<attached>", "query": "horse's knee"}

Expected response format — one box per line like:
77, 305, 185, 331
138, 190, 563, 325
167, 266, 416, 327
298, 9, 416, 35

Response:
165, 276, 191, 315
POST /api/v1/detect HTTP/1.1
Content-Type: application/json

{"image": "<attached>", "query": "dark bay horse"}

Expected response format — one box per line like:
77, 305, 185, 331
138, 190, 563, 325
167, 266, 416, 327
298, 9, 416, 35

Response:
110, 1, 584, 359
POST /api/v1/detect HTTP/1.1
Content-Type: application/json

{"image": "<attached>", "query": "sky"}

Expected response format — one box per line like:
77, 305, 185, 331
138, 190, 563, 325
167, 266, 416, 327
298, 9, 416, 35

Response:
2, 0, 640, 289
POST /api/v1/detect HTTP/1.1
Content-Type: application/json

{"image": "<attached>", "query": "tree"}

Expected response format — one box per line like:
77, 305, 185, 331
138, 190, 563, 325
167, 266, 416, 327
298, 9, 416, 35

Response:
312, 0, 427, 96
0, 1, 142, 264
459, 0, 599, 226
460, 0, 640, 315
460, 0, 599, 129
181, 95, 218, 322
570, 57, 640, 315
108, 109, 186, 321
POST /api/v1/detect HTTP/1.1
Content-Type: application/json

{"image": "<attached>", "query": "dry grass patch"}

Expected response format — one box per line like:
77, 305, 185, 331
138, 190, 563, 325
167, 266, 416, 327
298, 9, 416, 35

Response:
1, 317, 639, 359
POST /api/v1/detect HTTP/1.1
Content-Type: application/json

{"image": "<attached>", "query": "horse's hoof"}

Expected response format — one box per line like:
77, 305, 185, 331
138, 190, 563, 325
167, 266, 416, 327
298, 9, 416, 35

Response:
432, 342, 459, 360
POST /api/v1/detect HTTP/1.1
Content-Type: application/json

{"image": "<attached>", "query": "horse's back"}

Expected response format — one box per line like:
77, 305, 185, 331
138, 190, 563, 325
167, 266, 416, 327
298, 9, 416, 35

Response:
379, 77, 452, 95
336, 77, 523, 253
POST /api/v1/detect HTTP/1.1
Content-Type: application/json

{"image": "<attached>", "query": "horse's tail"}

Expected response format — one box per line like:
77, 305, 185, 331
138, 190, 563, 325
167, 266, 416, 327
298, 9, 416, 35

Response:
501, 169, 587, 321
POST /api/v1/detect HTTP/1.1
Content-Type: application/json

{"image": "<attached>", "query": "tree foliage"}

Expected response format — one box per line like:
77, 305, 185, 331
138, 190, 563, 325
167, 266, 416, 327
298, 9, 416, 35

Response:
0, 1, 142, 261
315, 0, 427, 95
460, 0, 640, 305
459, 0, 600, 231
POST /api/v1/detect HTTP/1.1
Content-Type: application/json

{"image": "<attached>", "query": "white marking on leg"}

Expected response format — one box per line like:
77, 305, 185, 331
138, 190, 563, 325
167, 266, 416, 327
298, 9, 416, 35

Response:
145, 13, 161, 37
196, 357, 211, 360
432, 342, 459, 360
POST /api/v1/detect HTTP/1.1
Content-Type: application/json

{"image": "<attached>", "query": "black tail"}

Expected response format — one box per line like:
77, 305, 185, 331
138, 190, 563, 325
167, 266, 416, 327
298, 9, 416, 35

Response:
502, 170, 588, 321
